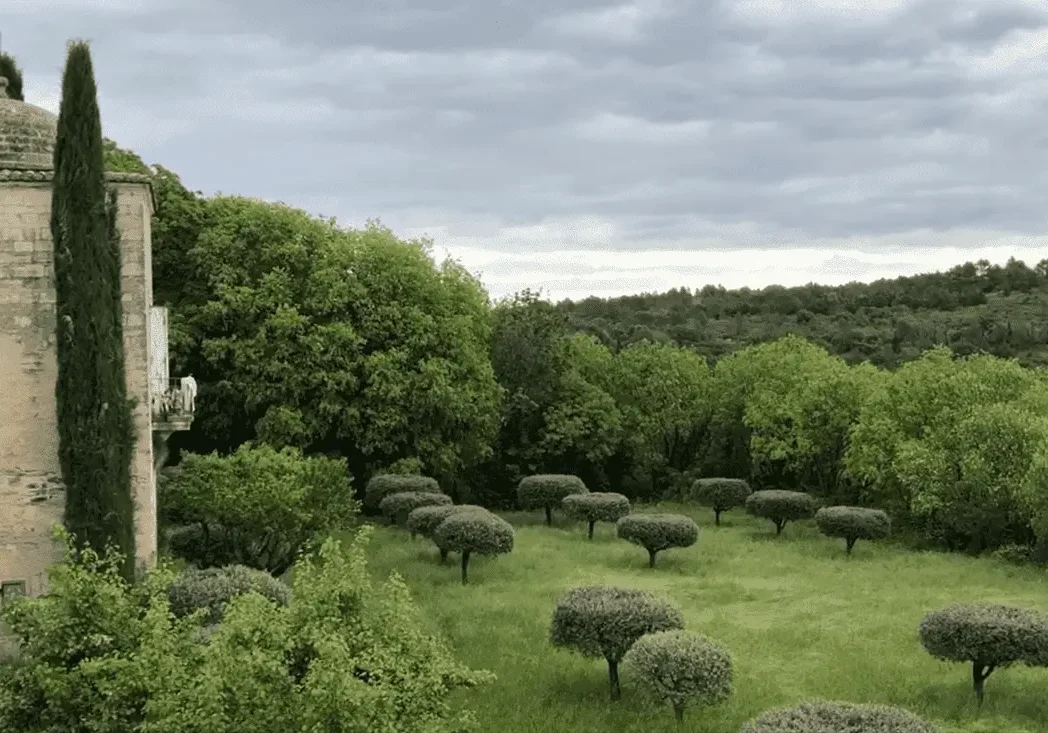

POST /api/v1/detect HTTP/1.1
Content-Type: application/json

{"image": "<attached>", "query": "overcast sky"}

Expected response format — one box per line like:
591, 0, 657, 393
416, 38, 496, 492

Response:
5, 0, 1048, 301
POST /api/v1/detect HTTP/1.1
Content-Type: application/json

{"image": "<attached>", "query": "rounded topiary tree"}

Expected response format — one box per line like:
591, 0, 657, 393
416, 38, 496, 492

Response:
168, 565, 291, 625
691, 478, 751, 526
616, 513, 699, 567
623, 630, 733, 724
410, 504, 488, 553
518, 474, 589, 526
563, 492, 631, 539
815, 506, 891, 554
364, 473, 441, 511
745, 490, 818, 535
432, 510, 515, 583
739, 700, 938, 733
918, 603, 1048, 706
550, 585, 684, 700
378, 491, 453, 526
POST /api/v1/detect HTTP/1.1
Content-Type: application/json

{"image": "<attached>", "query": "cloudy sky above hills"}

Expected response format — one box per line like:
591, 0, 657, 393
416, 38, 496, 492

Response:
5, 0, 1048, 301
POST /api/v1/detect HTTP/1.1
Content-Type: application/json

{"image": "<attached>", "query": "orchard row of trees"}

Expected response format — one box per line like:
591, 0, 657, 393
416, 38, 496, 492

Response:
95, 143, 1048, 560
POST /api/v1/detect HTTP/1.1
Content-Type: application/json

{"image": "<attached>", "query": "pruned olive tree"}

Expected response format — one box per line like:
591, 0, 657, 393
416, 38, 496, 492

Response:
518, 474, 589, 525
616, 514, 699, 567
550, 585, 683, 700
691, 478, 751, 526
815, 506, 891, 554
378, 491, 452, 526
432, 511, 515, 584
740, 700, 938, 733
745, 490, 819, 535
562, 492, 631, 539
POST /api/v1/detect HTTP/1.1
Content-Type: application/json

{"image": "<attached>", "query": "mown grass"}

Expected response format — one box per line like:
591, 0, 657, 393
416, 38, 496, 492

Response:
361, 503, 1048, 733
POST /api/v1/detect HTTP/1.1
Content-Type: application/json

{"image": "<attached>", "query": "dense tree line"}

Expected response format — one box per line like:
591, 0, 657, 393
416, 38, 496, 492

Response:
98, 143, 1048, 560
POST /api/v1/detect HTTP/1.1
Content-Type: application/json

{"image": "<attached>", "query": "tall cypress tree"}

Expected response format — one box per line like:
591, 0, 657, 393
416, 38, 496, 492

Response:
51, 40, 136, 581
0, 52, 24, 101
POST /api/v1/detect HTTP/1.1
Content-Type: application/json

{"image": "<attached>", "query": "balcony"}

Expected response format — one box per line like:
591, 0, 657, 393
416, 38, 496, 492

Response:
151, 378, 195, 432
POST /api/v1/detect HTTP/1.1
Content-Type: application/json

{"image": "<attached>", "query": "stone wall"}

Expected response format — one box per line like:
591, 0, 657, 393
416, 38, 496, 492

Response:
0, 177, 156, 596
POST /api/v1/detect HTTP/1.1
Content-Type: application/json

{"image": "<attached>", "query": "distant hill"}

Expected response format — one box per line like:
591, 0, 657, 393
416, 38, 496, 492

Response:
556, 257, 1048, 368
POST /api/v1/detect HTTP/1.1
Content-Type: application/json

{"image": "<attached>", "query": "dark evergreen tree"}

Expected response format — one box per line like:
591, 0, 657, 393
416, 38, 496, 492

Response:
0, 52, 25, 100
51, 40, 136, 581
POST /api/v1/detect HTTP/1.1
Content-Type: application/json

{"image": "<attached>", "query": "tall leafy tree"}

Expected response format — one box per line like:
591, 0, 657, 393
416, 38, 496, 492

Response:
51, 41, 136, 580
0, 51, 24, 101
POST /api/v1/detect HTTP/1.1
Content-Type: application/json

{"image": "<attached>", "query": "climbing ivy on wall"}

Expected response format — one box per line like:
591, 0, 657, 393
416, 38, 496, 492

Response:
50, 40, 136, 581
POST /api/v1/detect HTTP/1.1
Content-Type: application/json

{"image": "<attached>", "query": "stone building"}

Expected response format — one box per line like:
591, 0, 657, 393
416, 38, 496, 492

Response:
0, 75, 193, 601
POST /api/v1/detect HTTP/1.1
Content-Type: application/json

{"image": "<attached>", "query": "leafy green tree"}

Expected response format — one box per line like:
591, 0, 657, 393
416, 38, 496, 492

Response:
162, 443, 357, 575
0, 51, 25, 100
51, 40, 136, 580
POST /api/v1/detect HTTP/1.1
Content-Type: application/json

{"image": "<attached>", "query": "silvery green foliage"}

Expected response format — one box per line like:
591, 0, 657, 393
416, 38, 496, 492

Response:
364, 474, 441, 510
168, 564, 290, 625
517, 474, 589, 524
745, 490, 819, 535
739, 700, 939, 733
550, 585, 684, 699
623, 630, 733, 723
406, 504, 486, 539
616, 513, 699, 567
562, 492, 631, 538
919, 603, 1048, 703
815, 506, 891, 553
379, 491, 453, 525
690, 478, 752, 525
433, 510, 515, 583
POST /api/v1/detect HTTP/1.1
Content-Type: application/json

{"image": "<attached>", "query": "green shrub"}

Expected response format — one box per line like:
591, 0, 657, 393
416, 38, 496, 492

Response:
517, 474, 589, 525
622, 630, 733, 724
745, 490, 819, 535
562, 492, 631, 539
616, 513, 699, 567
739, 700, 938, 733
550, 585, 684, 700
433, 511, 515, 584
364, 473, 441, 510
168, 565, 290, 625
408, 504, 488, 546
992, 543, 1035, 565
918, 603, 1048, 705
815, 506, 891, 554
379, 491, 453, 526
690, 478, 751, 525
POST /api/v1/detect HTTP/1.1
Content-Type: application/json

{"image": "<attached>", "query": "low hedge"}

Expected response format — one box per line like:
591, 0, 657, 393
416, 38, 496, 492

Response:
740, 700, 938, 733
616, 513, 699, 568
433, 510, 515, 584
168, 564, 291, 625
364, 473, 441, 510
378, 491, 453, 526
517, 474, 589, 525
745, 490, 818, 535
918, 603, 1048, 705
691, 478, 751, 525
815, 506, 891, 554
550, 585, 684, 700
623, 630, 733, 724
562, 492, 631, 538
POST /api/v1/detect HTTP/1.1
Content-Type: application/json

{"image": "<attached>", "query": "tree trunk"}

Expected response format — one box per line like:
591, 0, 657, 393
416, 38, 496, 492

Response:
775, 520, 785, 535
648, 549, 658, 568
673, 704, 685, 724
439, 547, 448, 564
714, 510, 721, 526
545, 506, 553, 526
846, 537, 857, 555
972, 661, 996, 708
460, 550, 471, 584
607, 659, 621, 700
588, 521, 595, 539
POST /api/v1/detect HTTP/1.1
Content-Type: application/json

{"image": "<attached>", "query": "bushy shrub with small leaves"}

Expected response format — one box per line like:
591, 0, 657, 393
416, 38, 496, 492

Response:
379, 491, 453, 526
562, 492, 631, 538
550, 585, 684, 700
745, 490, 819, 535
918, 603, 1048, 705
409, 504, 488, 547
815, 506, 891, 554
433, 511, 515, 584
517, 474, 589, 525
623, 630, 733, 724
690, 478, 752, 525
168, 564, 290, 625
364, 473, 442, 510
616, 513, 699, 567
739, 700, 939, 733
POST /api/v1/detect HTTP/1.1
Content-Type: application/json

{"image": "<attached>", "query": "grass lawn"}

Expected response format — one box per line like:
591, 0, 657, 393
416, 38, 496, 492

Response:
360, 503, 1048, 733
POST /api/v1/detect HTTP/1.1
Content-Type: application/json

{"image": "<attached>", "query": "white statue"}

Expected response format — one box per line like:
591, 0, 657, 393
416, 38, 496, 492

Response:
179, 376, 197, 413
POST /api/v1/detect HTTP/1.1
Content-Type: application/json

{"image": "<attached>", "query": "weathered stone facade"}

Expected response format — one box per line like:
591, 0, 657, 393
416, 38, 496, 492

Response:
0, 77, 191, 600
